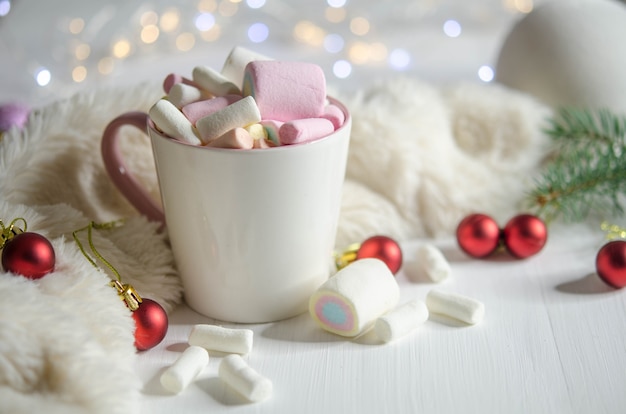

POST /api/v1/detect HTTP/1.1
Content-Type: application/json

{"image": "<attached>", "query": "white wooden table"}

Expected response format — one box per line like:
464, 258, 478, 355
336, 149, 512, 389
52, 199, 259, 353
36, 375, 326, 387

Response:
136, 222, 626, 413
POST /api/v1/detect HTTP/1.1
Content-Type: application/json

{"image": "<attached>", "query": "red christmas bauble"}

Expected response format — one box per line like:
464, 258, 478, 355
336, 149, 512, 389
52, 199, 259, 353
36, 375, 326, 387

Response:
356, 235, 403, 274
595, 240, 626, 289
133, 298, 168, 351
502, 214, 547, 259
456, 214, 501, 258
1, 232, 55, 279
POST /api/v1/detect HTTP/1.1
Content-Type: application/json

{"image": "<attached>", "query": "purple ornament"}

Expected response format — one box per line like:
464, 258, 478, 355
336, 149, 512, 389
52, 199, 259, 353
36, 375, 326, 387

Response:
0, 103, 30, 132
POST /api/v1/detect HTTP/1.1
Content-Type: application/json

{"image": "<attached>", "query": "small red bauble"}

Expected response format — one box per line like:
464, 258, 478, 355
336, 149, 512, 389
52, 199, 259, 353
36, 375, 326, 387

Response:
1, 232, 55, 279
595, 240, 626, 289
502, 214, 547, 259
356, 235, 403, 274
456, 214, 501, 258
132, 298, 168, 351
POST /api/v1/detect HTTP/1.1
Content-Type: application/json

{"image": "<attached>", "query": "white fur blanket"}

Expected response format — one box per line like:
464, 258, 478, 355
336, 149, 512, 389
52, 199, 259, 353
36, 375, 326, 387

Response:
0, 77, 551, 413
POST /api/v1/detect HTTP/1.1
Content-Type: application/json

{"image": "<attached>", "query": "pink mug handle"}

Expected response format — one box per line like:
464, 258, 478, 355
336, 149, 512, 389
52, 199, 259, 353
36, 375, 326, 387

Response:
101, 111, 165, 223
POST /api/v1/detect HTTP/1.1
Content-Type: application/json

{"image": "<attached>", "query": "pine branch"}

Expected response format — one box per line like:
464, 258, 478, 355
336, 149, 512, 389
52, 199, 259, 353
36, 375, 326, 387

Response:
529, 108, 626, 222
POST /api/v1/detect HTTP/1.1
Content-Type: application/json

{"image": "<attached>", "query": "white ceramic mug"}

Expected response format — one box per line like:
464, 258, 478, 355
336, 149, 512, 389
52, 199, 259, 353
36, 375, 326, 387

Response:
101, 98, 351, 323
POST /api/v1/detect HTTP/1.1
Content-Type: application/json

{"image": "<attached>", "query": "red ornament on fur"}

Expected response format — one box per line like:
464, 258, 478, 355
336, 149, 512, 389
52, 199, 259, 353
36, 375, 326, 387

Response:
595, 240, 626, 289
356, 235, 403, 274
1, 232, 55, 279
502, 214, 547, 259
456, 214, 501, 258
133, 298, 168, 351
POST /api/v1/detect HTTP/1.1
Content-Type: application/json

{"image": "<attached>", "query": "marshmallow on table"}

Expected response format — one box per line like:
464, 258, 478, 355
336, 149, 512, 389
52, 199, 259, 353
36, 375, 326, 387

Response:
196, 96, 261, 144
426, 289, 484, 325
243, 60, 327, 122
160, 345, 209, 394
221, 46, 272, 88
167, 83, 211, 109
404, 244, 451, 283
148, 99, 202, 145
192, 65, 241, 96
374, 299, 429, 343
188, 324, 254, 354
309, 258, 400, 337
219, 354, 273, 403
182, 95, 242, 125
279, 118, 335, 145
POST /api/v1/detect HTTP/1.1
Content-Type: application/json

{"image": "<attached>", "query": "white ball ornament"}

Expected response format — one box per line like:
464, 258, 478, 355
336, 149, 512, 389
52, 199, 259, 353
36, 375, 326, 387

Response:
495, 0, 626, 114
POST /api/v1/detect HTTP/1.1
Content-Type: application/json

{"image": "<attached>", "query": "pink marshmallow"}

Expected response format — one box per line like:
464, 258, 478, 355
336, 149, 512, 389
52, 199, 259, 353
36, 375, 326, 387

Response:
163, 73, 197, 94
205, 127, 254, 149
279, 118, 335, 145
242, 61, 326, 122
321, 104, 345, 130
182, 95, 242, 125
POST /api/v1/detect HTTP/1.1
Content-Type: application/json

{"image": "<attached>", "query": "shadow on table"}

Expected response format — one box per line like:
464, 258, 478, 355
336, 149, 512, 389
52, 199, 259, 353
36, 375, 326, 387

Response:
555, 273, 616, 295
261, 312, 345, 344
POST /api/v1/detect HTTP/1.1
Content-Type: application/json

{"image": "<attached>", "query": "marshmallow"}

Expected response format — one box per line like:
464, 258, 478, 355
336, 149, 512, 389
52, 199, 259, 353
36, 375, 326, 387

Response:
244, 123, 267, 141
279, 118, 335, 145
425, 289, 484, 325
168, 83, 211, 108
192, 65, 241, 96
188, 324, 254, 354
374, 299, 429, 343
321, 104, 346, 130
253, 138, 275, 149
243, 61, 327, 122
309, 258, 400, 337
221, 46, 272, 88
148, 99, 202, 145
196, 96, 261, 144
404, 244, 451, 283
182, 95, 242, 125
160, 346, 209, 394
162, 73, 196, 94
219, 354, 273, 403
260, 120, 283, 144
205, 128, 254, 150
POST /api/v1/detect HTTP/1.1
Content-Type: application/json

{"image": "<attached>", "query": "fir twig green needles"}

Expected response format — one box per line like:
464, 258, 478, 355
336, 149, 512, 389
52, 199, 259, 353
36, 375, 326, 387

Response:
529, 108, 626, 222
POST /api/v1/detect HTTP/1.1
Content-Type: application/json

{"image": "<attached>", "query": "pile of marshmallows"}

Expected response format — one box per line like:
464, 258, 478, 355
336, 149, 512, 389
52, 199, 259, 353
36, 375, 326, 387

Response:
149, 46, 346, 149
309, 244, 485, 342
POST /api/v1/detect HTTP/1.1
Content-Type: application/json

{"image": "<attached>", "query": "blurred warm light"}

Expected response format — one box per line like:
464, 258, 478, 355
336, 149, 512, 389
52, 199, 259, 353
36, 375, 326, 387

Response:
176, 32, 196, 51
443, 19, 462, 37
327, 0, 346, 7
141, 25, 160, 44
369, 42, 387, 62
98, 57, 115, 74
293, 21, 325, 46
200, 24, 222, 41
140, 11, 158, 26
504, 0, 534, 13
218, 0, 238, 16
325, 6, 346, 23
248, 22, 269, 43
389, 48, 411, 70
72, 66, 87, 82
246, 0, 265, 9
478, 65, 495, 82
160, 8, 180, 32
112, 39, 131, 58
35, 68, 51, 86
198, 0, 217, 12
324, 33, 344, 53
68, 18, 85, 34
333, 60, 351, 79
0, 0, 11, 17
75, 43, 91, 60
350, 17, 370, 36
195, 12, 215, 31
348, 42, 370, 64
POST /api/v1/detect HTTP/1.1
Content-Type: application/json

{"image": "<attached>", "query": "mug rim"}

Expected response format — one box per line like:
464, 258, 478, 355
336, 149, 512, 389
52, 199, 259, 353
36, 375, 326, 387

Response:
148, 96, 351, 153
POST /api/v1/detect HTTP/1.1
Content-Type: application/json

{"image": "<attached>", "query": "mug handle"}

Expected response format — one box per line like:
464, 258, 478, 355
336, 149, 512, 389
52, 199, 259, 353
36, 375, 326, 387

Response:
101, 111, 165, 223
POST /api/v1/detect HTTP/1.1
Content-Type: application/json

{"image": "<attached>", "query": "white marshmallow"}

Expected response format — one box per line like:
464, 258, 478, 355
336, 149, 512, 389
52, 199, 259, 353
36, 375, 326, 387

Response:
168, 83, 210, 108
404, 244, 451, 283
374, 299, 429, 343
192, 65, 241, 96
188, 324, 254, 354
160, 346, 209, 394
148, 99, 202, 145
309, 258, 400, 337
196, 96, 261, 144
219, 355, 273, 403
221, 46, 273, 88
425, 289, 484, 325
